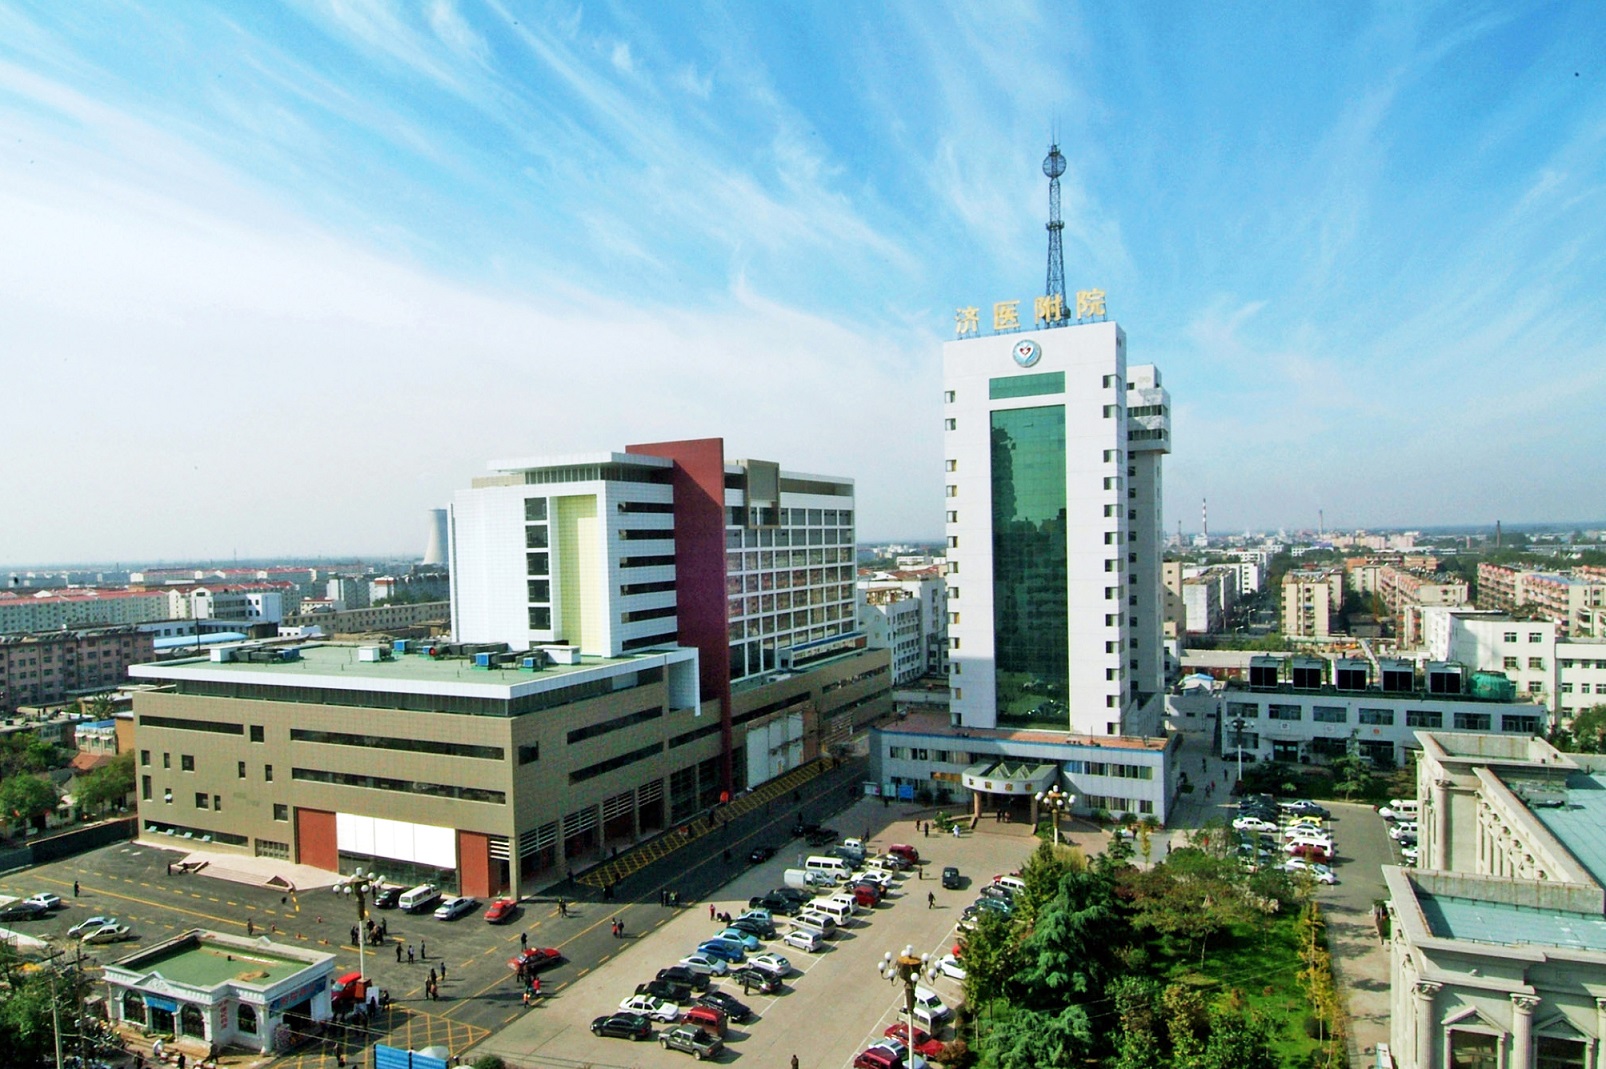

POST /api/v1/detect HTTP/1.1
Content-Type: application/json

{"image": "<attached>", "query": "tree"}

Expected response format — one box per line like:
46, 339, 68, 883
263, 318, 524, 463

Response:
1331, 753, 1373, 800
1197, 990, 1278, 1069
1556, 706, 1606, 753
974, 1001, 1094, 1069
1016, 839, 1078, 928
1126, 849, 1258, 965
960, 909, 1024, 1007
1109, 976, 1167, 1069
0, 773, 59, 832
76, 753, 135, 815
1016, 866, 1125, 1009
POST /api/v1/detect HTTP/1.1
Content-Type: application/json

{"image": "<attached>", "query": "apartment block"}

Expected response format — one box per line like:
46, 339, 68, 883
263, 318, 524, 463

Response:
0, 626, 155, 714
1281, 568, 1344, 638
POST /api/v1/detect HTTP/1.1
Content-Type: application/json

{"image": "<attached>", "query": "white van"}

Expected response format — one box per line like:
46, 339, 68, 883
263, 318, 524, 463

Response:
1380, 799, 1420, 821
823, 892, 861, 915
792, 911, 837, 938
809, 897, 855, 925
399, 884, 441, 913
911, 985, 953, 1029
992, 875, 1027, 897
805, 855, 852, 880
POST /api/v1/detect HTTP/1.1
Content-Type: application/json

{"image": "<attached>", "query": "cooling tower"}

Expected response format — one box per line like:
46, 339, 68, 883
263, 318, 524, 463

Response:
422, 508, 449, 566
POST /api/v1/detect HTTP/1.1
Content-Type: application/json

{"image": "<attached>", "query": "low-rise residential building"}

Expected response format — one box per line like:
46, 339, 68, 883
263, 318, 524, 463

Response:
857, 573, 948, 683
1181, 565, 1239, 634
0, 589, 173, 634
0, 626, 155, 715
1386, 732, 1606, 1069
1478, 563, 1606, 636
859, 587, 925, 685
1282, 568, 1344, 638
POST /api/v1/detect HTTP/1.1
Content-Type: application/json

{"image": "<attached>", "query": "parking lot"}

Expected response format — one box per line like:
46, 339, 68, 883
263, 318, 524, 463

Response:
475, 805, 1040, 1069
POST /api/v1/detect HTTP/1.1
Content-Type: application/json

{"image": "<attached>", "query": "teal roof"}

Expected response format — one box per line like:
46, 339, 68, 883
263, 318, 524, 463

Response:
1528, 772, 1606, 888
1420, 894, 1606, 953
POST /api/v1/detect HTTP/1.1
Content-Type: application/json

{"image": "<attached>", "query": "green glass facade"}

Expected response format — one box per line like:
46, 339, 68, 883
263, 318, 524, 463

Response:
989, 371, 1065, 400
990, 405, 1068, 724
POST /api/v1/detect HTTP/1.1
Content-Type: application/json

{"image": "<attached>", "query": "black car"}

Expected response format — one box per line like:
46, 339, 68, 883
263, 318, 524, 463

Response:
773, 887, 812, 906
592, 1013, 653, 1040
658, 966, 711, 992
372, 886, 402, 910
637, 979, 693, 1004
728, 916, 777, 939
729, 967, 780, 994
697, 990, 753, 1022
748, 892, 795, 915
1282, 800, 1331, 819
941, 866, 962, 889
792, 820, 824, 837
979, 883, 1013, 901
805, 828, 839, 847
0, 901, 46, 922
749, 845, 778, 864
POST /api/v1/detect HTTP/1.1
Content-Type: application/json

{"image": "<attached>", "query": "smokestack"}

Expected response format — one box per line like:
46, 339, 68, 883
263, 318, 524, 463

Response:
1201, 497, 1208, 545
423, 508, 449, 566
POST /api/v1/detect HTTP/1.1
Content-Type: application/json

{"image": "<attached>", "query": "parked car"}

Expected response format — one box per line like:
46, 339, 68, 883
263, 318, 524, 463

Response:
729, 966, 781, 994
508, 946, 563, 973
658, 965, 711, 992
728, 916, 776, 939
749, 845, 778, 864
748, 892, 795, 915
67, 915, 116, 938
483, 898, 518, 924
1282, 821, 1326, 839
0, 900, 47, 922
884, 1022, 947, 1059
23, 893, 62, 911
697, 989, 752, 1022
934, 953, 966, 981
1285, 840, 1334, 862
748, 952, 792, 976
1281, 800, 1331, 818
941, 866, 962, 889
81, 923, 134, 944
1401, 845, 1420, 864
805, 828, 839, 847
1389, 821, 1420, 841
782, 928, 824, 953
978, 883, 1014, 902
591, 1012, 653, 1041
887, 844, 921, 865
853, 1047, 901, 1069
637, 979, 692, 1004
678, 954, 730, 977
660, 1024, 723, 1060
1378, 800, 1419, 821
698, 937, 749, 962
372, 885, 402, 909
716, 928, 762, 951
855, 869, 895, 889
1232, 816, 1279, 833
619, 994, 680, 1022
774, 887, 813, 906
433, 896, 477, 921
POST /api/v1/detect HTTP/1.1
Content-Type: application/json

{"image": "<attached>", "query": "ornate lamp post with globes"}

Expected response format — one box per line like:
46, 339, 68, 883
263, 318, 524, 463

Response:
333, 867, 387, 993
1035, 786, 1074, 846
880, 944, 941, 1052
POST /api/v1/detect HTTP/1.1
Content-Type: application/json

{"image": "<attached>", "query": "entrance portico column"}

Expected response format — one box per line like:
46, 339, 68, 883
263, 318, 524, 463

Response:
1431, 779, 1451, 870
1510, 994, 1539, 1069
1029, 794, 1039, 827
971, 789, 982, 820
1415, 981, 1441, 1069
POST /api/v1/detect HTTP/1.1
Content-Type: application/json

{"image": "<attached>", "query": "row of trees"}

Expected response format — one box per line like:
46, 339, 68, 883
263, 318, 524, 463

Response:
956, 829, 1342, 1068
0, 752, 133, 837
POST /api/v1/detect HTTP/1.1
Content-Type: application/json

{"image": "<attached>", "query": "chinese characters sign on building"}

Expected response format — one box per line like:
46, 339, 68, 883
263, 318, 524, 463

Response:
955, 290, 1107, 336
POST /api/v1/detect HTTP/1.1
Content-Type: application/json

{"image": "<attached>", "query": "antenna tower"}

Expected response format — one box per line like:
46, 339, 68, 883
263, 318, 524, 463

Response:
1043, 142, 1067, 314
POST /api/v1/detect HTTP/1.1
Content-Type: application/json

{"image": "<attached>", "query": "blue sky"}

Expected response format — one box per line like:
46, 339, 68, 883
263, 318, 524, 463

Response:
1, 1, 1602, 562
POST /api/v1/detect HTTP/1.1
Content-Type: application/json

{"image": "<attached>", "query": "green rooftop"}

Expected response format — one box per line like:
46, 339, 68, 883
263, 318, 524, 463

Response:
1527, 771, 1606, 890
136, 938, 313, 989
1419, 894, 1606, 953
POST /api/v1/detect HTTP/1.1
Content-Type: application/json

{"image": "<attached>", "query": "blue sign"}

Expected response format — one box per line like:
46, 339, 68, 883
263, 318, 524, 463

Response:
376, 1045, 447, 1069
144, 996, 178, 1013
897, 784, 916, 801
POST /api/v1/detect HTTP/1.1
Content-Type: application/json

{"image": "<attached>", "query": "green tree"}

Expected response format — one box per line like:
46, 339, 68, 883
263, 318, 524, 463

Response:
1015, 839, 1077, 928
1109, 976, 1167, 1069
1016, 865, 1124, 1008
0, 773, 59, 832
1558, 706, 1606, 753
960, 908, 1024, 1007
975, 1002, 1094, 1069
1331, 753, 1373, 800
1197, 990, 1278, 1069
1163, 983, 1210, 1066
76, 752, 135, 815
1126, 848, 1257, 965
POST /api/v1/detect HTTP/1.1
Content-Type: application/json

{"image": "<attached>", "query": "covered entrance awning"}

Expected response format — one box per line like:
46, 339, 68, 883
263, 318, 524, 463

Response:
960, 761, 1059, 796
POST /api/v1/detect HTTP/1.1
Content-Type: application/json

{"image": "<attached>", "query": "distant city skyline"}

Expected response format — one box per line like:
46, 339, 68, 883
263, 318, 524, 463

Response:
2, 4, 1603, 562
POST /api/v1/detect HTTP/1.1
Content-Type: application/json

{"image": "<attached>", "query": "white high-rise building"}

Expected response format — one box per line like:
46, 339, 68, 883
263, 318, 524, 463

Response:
943, 322, 1169, 735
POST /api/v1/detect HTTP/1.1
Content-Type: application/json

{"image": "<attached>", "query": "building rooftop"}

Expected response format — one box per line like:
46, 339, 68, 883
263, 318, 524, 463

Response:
878, 709, 1169, 751
129, 642, 688, 700
1527, 771, 1606, 889
1418, 893, 1606, 953
118, 933, 319, 989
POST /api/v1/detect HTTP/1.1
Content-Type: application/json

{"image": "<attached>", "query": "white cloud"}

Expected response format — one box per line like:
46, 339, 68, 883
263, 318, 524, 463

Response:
610, 41, 634, 75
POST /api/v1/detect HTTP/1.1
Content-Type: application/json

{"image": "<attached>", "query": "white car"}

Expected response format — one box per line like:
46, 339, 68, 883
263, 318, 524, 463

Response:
935, 953, 966, 981
1378, 802, 1417, 821
24, 893, 63, 911
749, 952, 792, 976
854, 870, 895, 889
81, 923, 133, 944
677, 953, 729, 977
1281, 859, 1338, 884
782, 929, 824, 953
1232, 816, 1279, 833
1401, 845, 1420, 864
1388, 821, 1419, 841
68, 916, 116, 938
619, 994, 680, 1022
738, 907, 772, 925
433, 896, 477, 920
1281, 822, 1325, 839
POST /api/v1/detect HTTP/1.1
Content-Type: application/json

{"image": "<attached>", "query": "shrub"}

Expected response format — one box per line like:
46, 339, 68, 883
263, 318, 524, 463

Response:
471, 1057, 506, 1069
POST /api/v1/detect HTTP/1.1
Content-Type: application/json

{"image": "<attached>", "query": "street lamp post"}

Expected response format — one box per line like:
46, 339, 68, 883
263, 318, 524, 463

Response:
879, 945, 940, 1053
333, 868, 387, 996
1230, 717, 1248, 787
1034, 786, 1074, 846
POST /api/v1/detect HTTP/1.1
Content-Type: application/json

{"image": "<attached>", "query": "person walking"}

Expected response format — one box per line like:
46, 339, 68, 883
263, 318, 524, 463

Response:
440, 960, 447, 980
709, 903, 716, 921
73, 880, 79, 898
927, 892, 935, 909
247, 918, 254, 936
428, 967, 437, 988
407, 945, 415, 965
419, 940, 426, 960
792, 1056, 800, 1069
617, 917, 625, 938
396, 942, 403, 963
520, 931, 527, 948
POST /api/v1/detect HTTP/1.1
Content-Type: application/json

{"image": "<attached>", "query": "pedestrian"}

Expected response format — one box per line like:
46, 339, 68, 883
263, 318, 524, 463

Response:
420, 940, 426, 960
742, 975, 752, 995
928, 892, 935, 909
166, 862, 171, 876
351, 926, 360, 946
520, 931, 528, 947
396, 942, 403, 963
611, 919, 619, 938
709, 903, 716, 921
558, 897, 567, 918
134, 1055, 144, 1069
953, 824, 961, 839
247, 918, 254, 936
380, 918, 388, 939
617, 917, 625, 938
177, 1054, 186, 1069
73, 880, 79, 898
440, 961, 447, 980
428, 967, 437, 987
792, 1056, 800, 1069
407, 945, 415, 965
522, 988, 530, 1007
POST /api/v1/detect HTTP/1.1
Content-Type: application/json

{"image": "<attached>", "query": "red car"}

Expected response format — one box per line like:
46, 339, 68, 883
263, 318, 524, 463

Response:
884, 1022, 945, 1059
508, 947, 563, 972
484, 898, 519, 924
854, 1047, 900, 1069
888, 844, 921, 865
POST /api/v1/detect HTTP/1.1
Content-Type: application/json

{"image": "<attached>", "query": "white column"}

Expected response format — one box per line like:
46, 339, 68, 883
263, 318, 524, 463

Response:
1415, 981, 1442, 1069
1511, 994, 1539, 1069
1595, 998, 1606, 1069
1432, 779, 1451, 870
